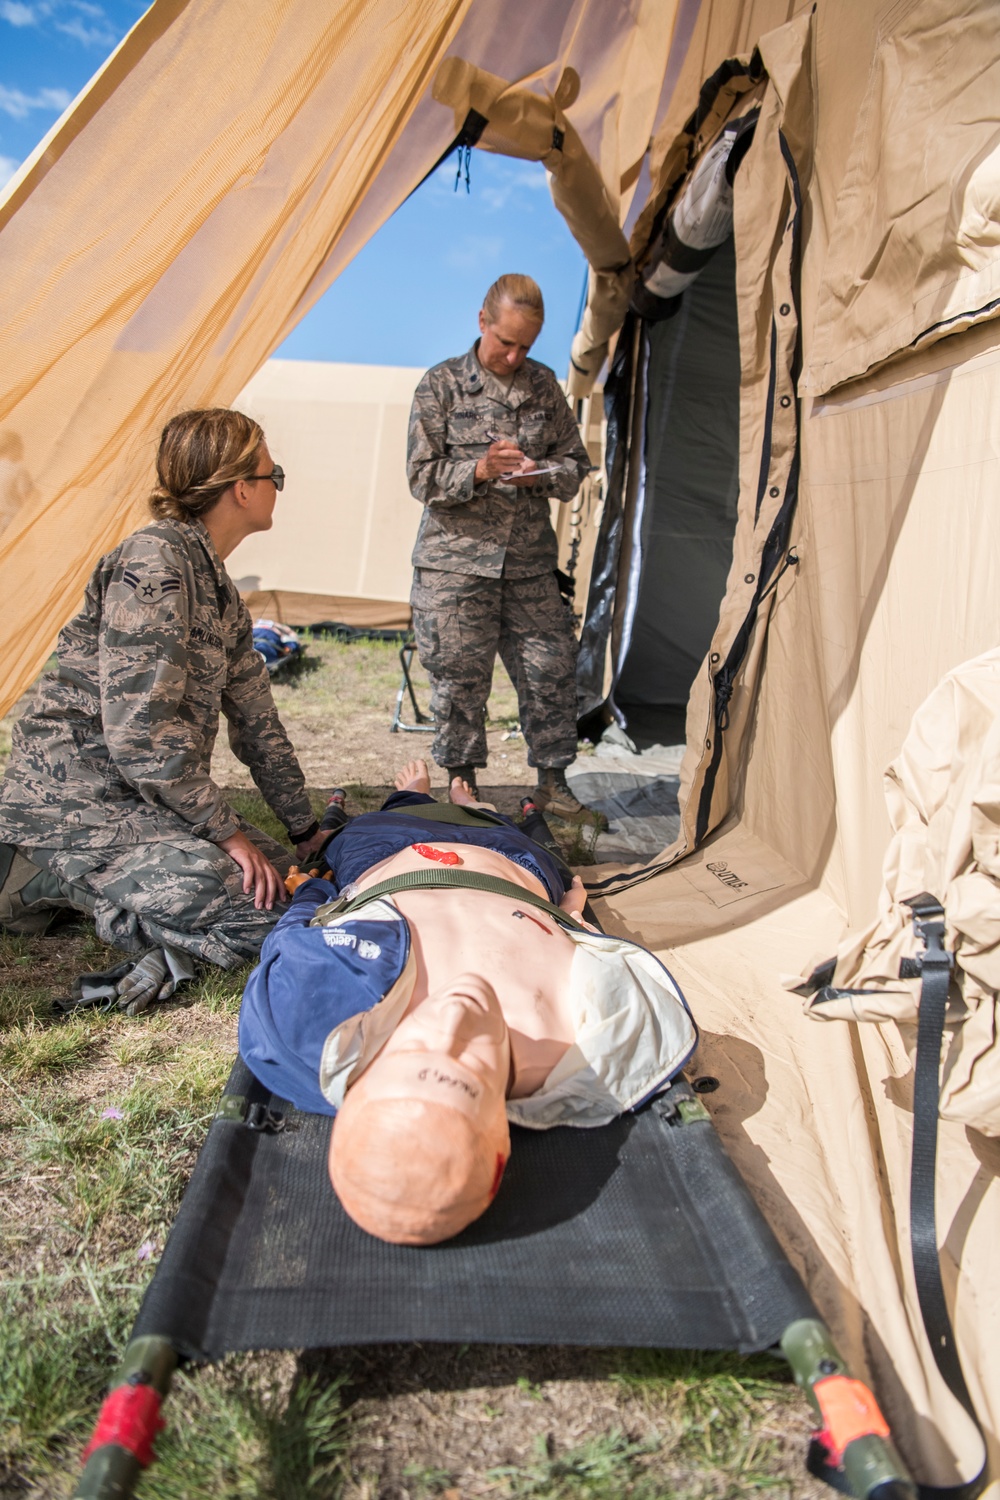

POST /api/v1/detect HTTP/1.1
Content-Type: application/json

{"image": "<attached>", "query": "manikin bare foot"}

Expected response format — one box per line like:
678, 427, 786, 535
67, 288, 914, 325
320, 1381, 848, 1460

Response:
395, 759, 431, 795
449, 775, 479, 807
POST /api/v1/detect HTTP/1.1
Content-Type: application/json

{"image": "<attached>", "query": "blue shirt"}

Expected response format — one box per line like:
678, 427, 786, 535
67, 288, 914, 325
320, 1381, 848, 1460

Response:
239, 877, 410, 1115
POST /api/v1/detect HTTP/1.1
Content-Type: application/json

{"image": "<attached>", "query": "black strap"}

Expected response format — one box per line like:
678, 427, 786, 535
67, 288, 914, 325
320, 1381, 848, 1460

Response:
313, 867, 578, 930
903, 893, 987, 1500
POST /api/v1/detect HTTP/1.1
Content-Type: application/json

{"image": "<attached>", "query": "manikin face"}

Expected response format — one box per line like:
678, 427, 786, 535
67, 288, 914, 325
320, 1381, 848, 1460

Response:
329, 975, 512, 1245
477, 301, 543, 377
370, 972, 511, 1098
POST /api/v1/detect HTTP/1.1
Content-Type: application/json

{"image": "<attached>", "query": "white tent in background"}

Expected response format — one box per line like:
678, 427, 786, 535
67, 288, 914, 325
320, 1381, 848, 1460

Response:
228, 359, 423, 629
1, 1, 998, 1491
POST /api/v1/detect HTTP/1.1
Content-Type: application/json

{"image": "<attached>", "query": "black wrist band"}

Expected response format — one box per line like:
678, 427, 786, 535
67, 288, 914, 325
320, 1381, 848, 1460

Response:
289, 820, 319, 844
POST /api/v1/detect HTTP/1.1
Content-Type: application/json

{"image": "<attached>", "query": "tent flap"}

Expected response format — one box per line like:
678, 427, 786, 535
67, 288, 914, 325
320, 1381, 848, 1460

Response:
805, 0, 1000, 396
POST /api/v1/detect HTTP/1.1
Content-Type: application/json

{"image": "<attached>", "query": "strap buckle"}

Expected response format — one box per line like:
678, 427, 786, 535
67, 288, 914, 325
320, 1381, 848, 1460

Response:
900, 891, 953, 978
244, 1101, 286, 1134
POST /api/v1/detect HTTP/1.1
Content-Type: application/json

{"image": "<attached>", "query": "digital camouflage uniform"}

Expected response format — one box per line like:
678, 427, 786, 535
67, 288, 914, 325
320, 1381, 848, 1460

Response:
407, 343, 590, 770
0, 519, 315, 967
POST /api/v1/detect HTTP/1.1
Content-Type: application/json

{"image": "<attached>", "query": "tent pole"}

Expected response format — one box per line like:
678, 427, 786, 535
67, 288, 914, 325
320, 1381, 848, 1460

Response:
781, 1318, 916, 1498
72, 1334, 178, 1500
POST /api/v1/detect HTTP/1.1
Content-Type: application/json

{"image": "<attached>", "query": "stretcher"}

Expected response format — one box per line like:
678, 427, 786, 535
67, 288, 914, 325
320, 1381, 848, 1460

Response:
73, 1062, 919, 1499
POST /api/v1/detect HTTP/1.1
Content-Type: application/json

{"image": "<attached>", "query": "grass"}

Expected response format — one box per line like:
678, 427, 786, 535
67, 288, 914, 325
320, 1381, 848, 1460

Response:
0, 640, 817, 1498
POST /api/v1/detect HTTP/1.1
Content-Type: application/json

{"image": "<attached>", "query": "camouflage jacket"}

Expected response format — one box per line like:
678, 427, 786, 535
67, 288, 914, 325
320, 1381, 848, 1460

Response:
0, 520, 313, 851
407, 344, 591, 578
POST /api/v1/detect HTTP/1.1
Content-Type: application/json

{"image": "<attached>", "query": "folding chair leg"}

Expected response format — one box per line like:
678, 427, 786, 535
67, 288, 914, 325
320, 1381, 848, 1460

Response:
781, 1319, 916, 1498
73, 1335, 178, 1500
390, 642, 435, 734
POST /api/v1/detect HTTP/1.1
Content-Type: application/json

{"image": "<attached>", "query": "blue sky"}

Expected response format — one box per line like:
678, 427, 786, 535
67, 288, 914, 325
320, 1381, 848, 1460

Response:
0, 1, 588, 373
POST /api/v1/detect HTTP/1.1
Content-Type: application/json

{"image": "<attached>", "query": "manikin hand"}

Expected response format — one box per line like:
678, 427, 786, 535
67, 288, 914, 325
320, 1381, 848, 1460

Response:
218, 830, 285, 910
559, 875, 597, 929
285, 865, 320, 896
295, 827, 330, 863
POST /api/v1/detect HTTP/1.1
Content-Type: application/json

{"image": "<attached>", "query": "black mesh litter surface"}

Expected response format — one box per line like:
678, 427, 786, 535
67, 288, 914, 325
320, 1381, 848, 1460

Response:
135, 1061, 815, 1360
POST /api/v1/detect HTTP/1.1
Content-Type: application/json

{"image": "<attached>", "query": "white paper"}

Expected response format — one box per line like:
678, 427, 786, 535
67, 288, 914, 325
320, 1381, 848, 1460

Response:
500, 464, 562, 478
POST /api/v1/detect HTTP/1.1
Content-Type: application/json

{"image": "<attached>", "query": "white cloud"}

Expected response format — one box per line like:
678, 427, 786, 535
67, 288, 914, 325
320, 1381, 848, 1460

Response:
0, 83, 70, 118
445, 234, 505, 271
56, 14, 115, 44
0, 153, 20, 187
0, 1, 39, 23
0, 0, 118, 44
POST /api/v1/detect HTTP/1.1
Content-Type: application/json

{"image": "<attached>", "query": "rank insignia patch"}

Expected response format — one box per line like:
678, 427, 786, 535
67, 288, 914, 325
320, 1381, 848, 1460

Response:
121, 569, 182, 605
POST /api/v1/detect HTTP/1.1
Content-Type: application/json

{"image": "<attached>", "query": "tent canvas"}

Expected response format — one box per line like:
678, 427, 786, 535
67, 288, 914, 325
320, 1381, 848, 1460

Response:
1, 0, 998, 1492
226, 358, 424, 629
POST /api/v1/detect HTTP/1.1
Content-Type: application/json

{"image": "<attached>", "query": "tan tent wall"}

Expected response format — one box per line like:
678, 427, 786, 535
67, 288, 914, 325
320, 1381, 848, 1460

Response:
0, 0, 678, 719
594, 1, 1000, 1488
227, 359, 424, 622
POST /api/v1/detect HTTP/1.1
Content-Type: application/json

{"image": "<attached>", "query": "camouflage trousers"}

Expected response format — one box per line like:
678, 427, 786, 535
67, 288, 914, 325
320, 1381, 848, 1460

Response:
411, 568, 578, 770
19, 817, 292, 968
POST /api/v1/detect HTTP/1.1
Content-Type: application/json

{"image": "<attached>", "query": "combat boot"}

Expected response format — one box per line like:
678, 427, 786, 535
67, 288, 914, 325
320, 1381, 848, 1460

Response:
533, 769, 608, 829
0, 843, 84, 935
446, 765, 479, 798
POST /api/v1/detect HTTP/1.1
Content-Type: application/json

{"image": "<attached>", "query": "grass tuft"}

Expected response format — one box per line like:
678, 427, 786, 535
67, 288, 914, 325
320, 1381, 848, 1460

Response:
0, 1015, 99, 1079
139, 1365, 348, 1500
488, 1430, 660, 1500
0, 1267, 139, 1484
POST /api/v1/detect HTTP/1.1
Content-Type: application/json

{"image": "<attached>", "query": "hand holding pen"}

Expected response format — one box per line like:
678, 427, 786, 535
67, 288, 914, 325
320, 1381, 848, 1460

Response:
475, 429, 539, 484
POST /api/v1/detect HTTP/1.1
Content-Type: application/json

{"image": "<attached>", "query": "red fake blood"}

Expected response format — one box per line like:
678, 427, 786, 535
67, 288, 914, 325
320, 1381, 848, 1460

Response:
413, 844, 462, 866
490, 1153, 508, 1200
82, 1382, 164, 1468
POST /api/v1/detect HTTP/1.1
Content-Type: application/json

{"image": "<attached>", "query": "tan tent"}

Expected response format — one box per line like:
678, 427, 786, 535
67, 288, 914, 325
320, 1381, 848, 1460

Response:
1, 0, 997, 1492
228, 358, 423, 629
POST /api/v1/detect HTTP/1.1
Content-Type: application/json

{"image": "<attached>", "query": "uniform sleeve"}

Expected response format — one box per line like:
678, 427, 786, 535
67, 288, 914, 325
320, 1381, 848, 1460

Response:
406, 370, 482, 507
98, 533, 240, 842
222, 604, 315, 838
536, 376, 592, 503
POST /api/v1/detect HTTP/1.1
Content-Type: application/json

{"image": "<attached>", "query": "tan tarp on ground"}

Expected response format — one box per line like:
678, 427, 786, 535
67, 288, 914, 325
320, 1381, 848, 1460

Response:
0, 0, 680, 717
593, 1, 1000, 1490
1, 0, 999, 1490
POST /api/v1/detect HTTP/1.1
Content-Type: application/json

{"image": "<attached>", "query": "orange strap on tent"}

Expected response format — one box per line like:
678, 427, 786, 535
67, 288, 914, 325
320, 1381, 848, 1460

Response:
813, 1375, 890, 1459
81, 1381, 164, 1468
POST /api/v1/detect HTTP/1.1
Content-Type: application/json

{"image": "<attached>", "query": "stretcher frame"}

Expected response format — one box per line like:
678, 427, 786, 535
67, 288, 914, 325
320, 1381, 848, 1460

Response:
72, 1075, 920, 1500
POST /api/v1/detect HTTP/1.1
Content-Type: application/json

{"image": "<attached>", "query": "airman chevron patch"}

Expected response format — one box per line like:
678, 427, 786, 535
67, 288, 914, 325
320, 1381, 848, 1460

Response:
120, 569, 182, 605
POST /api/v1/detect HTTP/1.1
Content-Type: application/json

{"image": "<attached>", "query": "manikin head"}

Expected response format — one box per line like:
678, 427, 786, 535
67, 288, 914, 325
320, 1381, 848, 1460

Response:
329, 973, 511, 1245
477, 274, 544, 377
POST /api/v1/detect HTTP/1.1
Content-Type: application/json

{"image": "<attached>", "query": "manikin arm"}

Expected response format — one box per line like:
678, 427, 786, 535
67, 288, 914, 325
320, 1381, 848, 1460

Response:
559, 875, 598, 931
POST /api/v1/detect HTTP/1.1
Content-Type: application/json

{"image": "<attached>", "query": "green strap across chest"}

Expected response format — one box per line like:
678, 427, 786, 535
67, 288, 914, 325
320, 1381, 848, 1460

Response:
386, 802, 507, 827
311, 867, 576, 929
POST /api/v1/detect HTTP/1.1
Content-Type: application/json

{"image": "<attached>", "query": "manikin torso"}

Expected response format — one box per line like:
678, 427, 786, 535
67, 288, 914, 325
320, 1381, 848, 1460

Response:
352, 842, 577, 1098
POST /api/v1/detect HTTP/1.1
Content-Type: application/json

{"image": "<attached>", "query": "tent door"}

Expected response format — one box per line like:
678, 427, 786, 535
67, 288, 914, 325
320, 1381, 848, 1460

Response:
612, 234, 741, 747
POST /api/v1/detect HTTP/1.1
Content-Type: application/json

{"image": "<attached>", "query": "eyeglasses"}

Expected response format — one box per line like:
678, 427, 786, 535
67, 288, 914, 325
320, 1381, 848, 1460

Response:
246, 465, 285, 492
